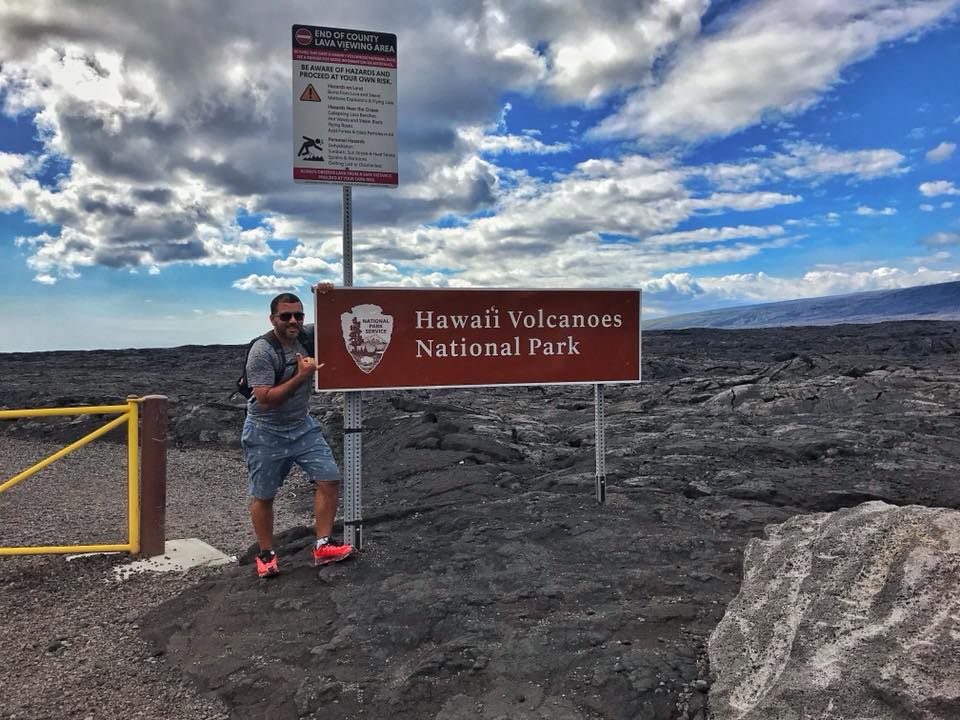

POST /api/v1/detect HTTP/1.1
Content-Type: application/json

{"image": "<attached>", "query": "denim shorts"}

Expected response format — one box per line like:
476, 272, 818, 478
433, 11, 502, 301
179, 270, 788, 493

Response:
241, 415, 340, 500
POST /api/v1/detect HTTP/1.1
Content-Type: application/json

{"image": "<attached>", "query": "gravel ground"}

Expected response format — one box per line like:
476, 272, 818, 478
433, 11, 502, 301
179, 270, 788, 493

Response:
0, 436, 315, 720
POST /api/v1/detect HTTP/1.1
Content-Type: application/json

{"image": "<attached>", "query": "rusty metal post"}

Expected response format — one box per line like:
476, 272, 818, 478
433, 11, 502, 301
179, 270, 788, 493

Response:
139, 395, 168, 557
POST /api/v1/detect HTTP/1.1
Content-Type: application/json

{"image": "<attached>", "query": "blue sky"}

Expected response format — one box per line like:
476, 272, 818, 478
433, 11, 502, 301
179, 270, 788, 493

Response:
1, 0, 958, 351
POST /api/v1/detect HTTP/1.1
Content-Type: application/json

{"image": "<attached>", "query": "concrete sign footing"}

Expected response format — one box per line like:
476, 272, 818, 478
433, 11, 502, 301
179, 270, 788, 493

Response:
112, 538, 235, 581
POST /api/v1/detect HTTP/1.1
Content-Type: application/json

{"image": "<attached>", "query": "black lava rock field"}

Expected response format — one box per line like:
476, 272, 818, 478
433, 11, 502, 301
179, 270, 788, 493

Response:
2, 320, 959, 719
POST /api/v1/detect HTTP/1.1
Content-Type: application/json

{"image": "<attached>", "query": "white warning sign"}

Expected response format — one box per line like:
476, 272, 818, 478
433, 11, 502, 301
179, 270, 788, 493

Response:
291, 24, 398, 187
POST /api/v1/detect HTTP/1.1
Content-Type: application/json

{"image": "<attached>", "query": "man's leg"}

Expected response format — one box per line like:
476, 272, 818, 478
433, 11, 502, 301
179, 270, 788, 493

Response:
295, 418, 343, 541
312, 480, 352, 564
242, 420, 290, 578
250, 497, 275, 551
251, 496, 279, 579
295, 417, 352, 563
314, 481, 339, 539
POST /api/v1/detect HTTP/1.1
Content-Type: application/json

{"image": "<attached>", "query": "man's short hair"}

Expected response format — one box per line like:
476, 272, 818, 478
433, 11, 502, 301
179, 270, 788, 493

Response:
270, 293, 302, 315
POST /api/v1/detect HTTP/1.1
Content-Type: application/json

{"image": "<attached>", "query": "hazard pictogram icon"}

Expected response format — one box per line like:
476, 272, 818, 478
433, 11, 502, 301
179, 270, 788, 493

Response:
299, 84, 322, 102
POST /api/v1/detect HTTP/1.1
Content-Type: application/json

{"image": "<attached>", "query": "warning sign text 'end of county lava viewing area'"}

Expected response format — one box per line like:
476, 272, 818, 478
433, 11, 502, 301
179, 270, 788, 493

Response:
313, 288, 642, 392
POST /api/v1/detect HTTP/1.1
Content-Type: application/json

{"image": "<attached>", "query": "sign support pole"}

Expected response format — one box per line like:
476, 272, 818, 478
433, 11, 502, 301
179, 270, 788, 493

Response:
341, 185, 363, 549
594, 383, 606, 504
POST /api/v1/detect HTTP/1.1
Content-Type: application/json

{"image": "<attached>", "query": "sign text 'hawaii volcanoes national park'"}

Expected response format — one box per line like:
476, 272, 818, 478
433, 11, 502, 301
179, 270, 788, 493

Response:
313, 288, 642, 392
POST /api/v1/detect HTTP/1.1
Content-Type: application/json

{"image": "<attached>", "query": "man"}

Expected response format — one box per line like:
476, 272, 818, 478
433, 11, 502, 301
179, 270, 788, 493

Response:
243, 289, 353, 578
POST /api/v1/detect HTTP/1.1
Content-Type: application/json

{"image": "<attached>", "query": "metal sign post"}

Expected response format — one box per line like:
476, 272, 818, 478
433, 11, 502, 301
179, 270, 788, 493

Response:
341, 186, 363, 549
594, 384, 606, 504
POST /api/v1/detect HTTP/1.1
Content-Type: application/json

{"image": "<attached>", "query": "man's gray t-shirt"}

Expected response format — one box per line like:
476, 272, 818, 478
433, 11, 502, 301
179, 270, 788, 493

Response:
245, 324, 315, 430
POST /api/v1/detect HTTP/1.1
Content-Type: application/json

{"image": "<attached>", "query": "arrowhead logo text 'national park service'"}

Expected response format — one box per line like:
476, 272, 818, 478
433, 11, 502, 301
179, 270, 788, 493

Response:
341, 304, 393, 373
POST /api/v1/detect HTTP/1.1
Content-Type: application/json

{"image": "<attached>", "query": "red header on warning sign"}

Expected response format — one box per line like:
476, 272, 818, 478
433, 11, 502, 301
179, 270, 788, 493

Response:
294, 168, 398, 185
292, 48, 397, 68
313, 288, 642, 392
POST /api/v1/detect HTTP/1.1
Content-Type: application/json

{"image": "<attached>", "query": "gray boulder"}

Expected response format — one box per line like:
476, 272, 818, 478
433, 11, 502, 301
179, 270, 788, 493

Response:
709, 501, 960, 720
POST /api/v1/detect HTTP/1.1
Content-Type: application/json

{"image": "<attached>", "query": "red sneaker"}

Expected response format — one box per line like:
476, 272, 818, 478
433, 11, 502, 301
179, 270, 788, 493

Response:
313, 539, 354, 566
256, 550, 279, 579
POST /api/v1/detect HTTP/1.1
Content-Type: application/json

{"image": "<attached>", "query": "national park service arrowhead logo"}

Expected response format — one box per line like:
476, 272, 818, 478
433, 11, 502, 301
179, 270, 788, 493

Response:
341, 304, 393, 374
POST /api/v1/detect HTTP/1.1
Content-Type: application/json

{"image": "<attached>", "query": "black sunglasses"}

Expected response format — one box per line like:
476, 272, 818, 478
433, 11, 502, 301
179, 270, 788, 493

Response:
274, 312, 305, 322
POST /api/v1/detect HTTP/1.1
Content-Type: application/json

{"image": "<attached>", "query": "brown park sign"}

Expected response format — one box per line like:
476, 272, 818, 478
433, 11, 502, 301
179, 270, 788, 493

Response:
313, 288, 641, 391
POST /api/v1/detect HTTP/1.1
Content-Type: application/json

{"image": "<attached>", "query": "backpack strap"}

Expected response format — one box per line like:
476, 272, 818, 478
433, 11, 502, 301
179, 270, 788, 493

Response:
236, 331, 310, 401
262, 331, 312, 381
298, 329, 313, 358
256, 330, 314, 386
260, 332, 287, 386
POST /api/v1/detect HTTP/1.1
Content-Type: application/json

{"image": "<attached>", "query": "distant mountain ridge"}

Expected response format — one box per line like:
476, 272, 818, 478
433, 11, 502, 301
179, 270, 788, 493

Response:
643, 280, 960, 330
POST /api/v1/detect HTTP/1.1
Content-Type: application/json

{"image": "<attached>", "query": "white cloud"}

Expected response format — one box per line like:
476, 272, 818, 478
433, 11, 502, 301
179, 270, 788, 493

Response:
919, 180, 960, 197
920, 204, 935, 212
192, 309, 260, 318
922, 232, 960, 248
691, 141, 906, 191
645, 225, 785, 246
10, 166, 277, 280
778, 142, 906, 181
458, 123, 572, 156
591, 0, 958, 142
270, 123, 940, 301
926, 141, 956, 162
692, 161, 770, 191
272, 254, 342, 277
583, 262, 960, 316
535, 0, 708, 104
232, 274, 306, 295
855, 205, 897, 216
642, 273, 706, 300
694, 266, 960, 305
273, 134, 858, 305
0, 152, 36, 210
690, 191, 802, 212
